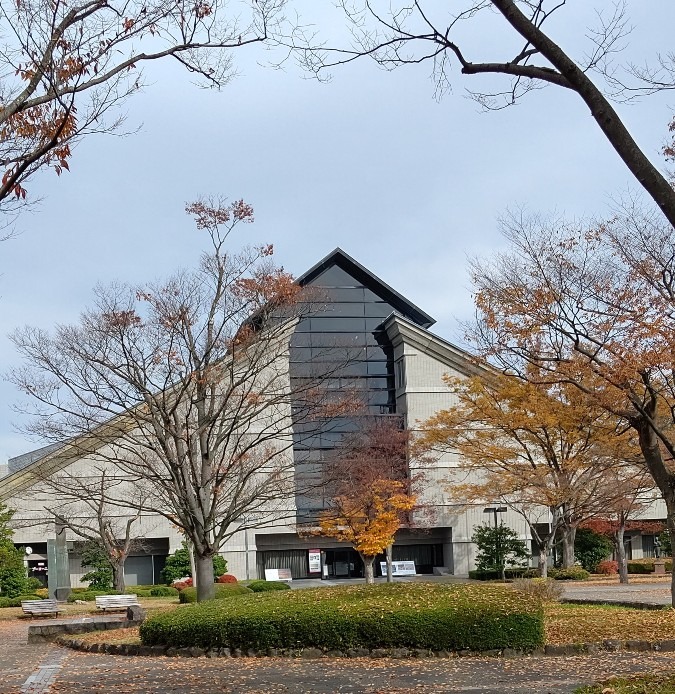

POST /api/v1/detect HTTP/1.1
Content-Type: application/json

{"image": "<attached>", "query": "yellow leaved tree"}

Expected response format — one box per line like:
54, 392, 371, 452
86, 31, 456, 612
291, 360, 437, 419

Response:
419, 366, 641, 577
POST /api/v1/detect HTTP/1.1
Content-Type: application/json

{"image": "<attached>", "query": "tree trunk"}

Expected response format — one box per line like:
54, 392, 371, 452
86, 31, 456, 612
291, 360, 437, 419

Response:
538, 548, 548, 579
188, 542, 197, 588
615, 528, 629, 585
667, 504, 675, 609
194, 554, 215, 601
360, 554, 375, 584
111, 560, 126, 593
560, 525, 576, 569
385, 544, 393, 583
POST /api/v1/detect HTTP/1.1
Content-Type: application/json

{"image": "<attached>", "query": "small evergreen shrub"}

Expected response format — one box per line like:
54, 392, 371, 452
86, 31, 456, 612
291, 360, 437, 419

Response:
595, 560, 618, 575
25, 578, 43, 592
247, 580, 291, 592
574, 529, 613, 573
178, 584, 253, 603
160, 544, 227, 584
150, 586, 178, 597
141, 583, 544, 653
216, 574, 238, 584
469, 567, 530, 581
548, 567, 590, 581
67, 590, 123, 602
0, 594, 42, 608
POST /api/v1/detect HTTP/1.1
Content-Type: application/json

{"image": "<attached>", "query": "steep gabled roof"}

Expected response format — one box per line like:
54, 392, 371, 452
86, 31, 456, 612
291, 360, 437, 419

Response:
297, 248, 435, 329
379, 313, 489, 379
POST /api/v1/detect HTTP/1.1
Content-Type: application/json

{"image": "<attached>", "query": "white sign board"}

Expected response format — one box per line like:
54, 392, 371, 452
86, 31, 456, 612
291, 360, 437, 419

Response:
308, 549, 321, 574
264, 568, 293, 582
379, 561, 416, 577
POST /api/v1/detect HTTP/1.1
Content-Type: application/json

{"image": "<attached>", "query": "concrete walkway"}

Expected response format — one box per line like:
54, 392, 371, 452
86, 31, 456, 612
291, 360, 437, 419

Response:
563, 580, 672, 606
3, 617, 675, 693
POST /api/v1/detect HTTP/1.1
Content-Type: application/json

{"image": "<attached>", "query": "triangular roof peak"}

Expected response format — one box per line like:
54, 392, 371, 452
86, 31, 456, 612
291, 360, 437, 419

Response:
297, 248, 435, 328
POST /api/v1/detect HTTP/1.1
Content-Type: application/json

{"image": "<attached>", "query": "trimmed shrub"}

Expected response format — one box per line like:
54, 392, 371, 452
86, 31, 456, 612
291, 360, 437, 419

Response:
216, 574, 238, 584
161, 544, 227, 584
511, 578, 564, 603
548, 567, 590, 581
35, 588, 49, 598
574, 529, 613, 573
66, 590, 123, 602
178, 583, 253, 603
469, 567, 530, 581
247, 580, 291, 593
141, 583, 544, 653
595, 560, 618, 575
150, 586, 179, 597
25, 578, 43, 592
0, 594, 42, 608
627, 559, 673, 574
172, 578, 193, 591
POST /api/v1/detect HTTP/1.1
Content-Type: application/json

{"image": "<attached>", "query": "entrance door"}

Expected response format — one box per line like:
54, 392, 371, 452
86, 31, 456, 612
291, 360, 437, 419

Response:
325, 549, 363, 578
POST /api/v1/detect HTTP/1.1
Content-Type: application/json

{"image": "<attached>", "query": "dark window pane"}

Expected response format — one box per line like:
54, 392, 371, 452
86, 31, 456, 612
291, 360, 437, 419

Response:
311, 317, 367, 332
312, 265, 362, 287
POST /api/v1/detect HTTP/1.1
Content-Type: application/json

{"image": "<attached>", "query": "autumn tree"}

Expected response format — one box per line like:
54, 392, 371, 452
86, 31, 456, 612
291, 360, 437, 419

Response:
9, 197, 347, 602
318, 417, 416, 584
468, 203, 675, 603
297, 1, 675, 227
419, 369, 640, 576
0, 0, 286, 218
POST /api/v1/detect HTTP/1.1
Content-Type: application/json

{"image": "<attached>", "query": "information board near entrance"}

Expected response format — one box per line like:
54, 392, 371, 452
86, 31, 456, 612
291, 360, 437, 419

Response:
379, 561, 416, 576
265, 568, 292, 582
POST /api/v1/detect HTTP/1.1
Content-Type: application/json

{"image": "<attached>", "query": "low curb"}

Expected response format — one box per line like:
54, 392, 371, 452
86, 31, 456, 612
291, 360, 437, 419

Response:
55, 638, 675, 659
561, 598, 669, 611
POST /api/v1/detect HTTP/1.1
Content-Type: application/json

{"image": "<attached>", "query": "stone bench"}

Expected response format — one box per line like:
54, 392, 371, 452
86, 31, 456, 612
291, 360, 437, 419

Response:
21, 599, 61, 618
95, 594, 139, 613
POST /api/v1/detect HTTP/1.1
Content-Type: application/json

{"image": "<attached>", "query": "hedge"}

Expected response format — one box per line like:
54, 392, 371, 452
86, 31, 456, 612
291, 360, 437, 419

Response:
0, 594, 42, 608
67, 590, 122, 602
141, 583, 544, 653
247, 580, 291, 593
547, 567, 590, 581
178, 584, 253, 603
627, 559, 673, 574
468, 568, 531, 581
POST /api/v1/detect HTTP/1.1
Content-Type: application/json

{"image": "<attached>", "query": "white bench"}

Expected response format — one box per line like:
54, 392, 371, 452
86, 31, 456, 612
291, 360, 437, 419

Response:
95, 594, 139, 612
21, 599, 61, 618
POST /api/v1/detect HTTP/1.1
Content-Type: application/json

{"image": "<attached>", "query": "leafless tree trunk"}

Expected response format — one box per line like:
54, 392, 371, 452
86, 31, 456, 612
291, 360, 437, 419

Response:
385, 543, 393, 583
299, 1, 675, 227
10, 198, 354, 603
360, 553, 375, 585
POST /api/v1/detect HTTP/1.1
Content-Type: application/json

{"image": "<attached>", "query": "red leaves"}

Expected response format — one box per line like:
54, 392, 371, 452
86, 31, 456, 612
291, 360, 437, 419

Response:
186, 199, 254, 230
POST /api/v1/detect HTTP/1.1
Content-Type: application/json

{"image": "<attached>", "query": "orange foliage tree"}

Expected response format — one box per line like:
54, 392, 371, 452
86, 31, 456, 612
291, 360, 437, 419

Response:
468, 202, 675, 603
9, 196, 347, 602
419, 368, 640, 576
0, 0, 286, 221
317, 418, 416, 584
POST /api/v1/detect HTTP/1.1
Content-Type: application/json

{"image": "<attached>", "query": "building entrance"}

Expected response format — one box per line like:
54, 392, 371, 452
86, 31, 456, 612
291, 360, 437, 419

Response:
324, 549, 363, 579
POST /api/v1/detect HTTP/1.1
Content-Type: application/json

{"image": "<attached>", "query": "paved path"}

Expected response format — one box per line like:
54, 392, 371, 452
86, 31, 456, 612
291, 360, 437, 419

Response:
563, 580, 672, 606
0, 621, 56, 693
2, 622, 675, 694
28, 650, 675, 693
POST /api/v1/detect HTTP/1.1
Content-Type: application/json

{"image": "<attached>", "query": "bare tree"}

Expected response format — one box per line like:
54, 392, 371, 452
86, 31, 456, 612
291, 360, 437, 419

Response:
0, 0, 287, 217
293, 1, 675, 227
21, 466, 149, 592
9, 197, 351, 601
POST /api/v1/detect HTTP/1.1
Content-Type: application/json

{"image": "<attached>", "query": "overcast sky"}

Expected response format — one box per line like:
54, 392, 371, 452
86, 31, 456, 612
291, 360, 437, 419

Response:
1, 1, 673, 462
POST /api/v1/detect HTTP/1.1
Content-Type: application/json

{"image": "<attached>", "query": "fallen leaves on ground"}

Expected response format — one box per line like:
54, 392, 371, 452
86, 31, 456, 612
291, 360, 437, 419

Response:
546, 603, 675, 645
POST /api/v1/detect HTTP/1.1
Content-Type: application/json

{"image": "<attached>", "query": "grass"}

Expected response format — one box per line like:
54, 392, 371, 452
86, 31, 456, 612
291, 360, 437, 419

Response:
575, 675, 675, 693
545, 603, 675, 645
0, 596, 179, 621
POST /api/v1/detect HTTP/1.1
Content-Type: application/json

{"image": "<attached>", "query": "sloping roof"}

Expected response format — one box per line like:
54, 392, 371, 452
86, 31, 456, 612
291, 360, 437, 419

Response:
379, 313, 489, 379
297, 248, 435, 329
8, 442, 63, 474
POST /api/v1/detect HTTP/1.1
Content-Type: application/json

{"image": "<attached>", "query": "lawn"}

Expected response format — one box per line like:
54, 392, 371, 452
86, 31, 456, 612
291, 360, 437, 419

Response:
546, 603, 675, 645
0, 596, 179, 621
576, 675, 675, 693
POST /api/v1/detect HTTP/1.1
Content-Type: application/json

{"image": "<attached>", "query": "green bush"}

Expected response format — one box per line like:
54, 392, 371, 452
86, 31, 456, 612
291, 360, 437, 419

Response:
469, 567, 531, 581
150, 586, 179, 597
79, 541, 113, 591
25, 578, 43, 592
247, 580, 291, 593
574, 529, 613, 573
160, 543, 227, 584
141, 583, 544, 653
626, 559, 672, 574
66, 590, 122, 602
0, 594, 42, 608
178, 583, 253, 604
548, 567, 590, 581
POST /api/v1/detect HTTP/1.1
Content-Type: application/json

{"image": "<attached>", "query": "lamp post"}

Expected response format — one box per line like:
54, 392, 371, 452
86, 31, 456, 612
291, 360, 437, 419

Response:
483, 506, 507, 577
